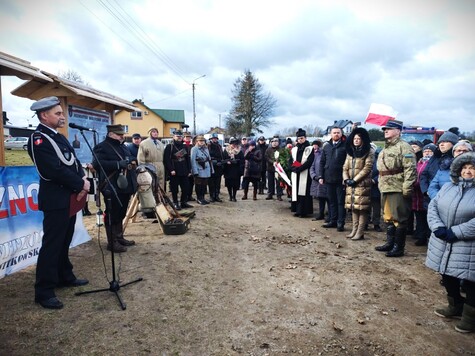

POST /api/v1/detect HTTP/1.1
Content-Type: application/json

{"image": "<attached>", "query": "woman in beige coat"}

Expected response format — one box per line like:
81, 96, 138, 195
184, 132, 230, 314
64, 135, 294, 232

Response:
342, 127, 375, 240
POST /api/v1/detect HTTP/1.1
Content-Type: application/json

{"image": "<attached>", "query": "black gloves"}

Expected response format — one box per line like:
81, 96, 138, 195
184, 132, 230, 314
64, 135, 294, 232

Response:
345, 179, 356, 187
434, 227, 458, 243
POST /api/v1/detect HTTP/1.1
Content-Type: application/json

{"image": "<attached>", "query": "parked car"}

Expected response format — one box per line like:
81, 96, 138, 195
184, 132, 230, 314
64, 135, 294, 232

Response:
4, 137, 29, 150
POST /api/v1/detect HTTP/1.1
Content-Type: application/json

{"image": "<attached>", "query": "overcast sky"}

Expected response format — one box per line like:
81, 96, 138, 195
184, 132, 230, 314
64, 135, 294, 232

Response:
1, 0, 474, 137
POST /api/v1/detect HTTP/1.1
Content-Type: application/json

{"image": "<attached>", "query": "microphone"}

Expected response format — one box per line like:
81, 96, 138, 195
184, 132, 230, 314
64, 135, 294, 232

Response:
69, 123, 96, 132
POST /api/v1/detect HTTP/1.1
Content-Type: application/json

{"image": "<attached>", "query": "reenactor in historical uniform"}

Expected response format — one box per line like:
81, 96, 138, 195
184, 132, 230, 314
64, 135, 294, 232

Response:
93, 124, 137, 253
28, 96, 90, 309
163, 130, 193, 210
375, 120, 417, 257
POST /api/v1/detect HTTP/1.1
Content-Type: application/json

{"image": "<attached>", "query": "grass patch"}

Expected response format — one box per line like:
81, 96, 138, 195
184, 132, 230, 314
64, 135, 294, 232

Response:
3, 149, 32, 166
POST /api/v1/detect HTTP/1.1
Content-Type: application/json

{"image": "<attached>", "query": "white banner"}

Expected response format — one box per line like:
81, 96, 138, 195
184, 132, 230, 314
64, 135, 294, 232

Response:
0, 166, 90, 279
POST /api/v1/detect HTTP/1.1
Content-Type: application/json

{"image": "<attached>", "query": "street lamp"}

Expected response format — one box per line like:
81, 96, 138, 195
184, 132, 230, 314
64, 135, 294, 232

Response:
192, 74, 206, 135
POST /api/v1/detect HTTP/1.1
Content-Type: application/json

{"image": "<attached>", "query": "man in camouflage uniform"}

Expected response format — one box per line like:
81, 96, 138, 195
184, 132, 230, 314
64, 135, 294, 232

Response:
375, 120, 417, 257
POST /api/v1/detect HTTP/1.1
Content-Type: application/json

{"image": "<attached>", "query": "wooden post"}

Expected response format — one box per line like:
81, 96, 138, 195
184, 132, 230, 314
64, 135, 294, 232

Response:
0, 76, 5, 166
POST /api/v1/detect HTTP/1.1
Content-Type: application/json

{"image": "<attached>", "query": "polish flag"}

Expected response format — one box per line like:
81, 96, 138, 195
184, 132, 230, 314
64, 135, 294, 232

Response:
364, 103, 398, 126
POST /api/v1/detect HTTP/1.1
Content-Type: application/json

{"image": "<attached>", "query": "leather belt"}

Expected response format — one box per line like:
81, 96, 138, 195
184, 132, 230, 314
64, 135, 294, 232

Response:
379, 169, 403, 176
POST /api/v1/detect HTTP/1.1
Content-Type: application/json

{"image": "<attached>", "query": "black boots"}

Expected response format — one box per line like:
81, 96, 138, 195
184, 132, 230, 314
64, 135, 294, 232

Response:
105, 224, 127, 253
375, 225, 396, 252
242, 188, 248, 200
253, 187, 258, 200
386, 227, 406, 257
258, 182, 265, 195
196, 184, 209, 205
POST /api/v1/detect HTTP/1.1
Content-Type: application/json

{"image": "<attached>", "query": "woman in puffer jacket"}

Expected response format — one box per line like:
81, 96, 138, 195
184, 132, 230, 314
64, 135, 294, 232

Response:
426, 151, 475, 333
342, 127, 375, 240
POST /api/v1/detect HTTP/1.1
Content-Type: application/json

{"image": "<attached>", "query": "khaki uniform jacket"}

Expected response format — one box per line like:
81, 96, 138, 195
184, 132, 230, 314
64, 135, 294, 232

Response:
377, 137, 416, 196
137, 138, 165, 185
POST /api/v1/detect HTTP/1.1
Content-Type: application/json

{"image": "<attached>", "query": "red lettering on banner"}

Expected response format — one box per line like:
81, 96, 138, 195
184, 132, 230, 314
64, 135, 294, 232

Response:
0, 187, 7, 219
27, 184, 39, 211
0, 183, 39, 219
8, 185, 27, 216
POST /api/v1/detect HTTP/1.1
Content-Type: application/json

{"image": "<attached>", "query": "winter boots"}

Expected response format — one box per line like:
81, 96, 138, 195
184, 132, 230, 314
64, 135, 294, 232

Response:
375, 225, 396, 252
196, 184, 210, 205
242, 188, 248, 200
346, 211, 367, 240
346, 211, 359, 238
113, 223, 135, 246
352, 211, 367, 240
455, 304, 475, 333
386, 227, 406, 257
105, 223, 127, 253
257, 181, 264, 195
434, 296, 464, 319
253, 186, 258, 200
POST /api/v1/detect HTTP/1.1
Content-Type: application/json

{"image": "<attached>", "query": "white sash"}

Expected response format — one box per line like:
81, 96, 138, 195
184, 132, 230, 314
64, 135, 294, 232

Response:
291, 146, 312, 201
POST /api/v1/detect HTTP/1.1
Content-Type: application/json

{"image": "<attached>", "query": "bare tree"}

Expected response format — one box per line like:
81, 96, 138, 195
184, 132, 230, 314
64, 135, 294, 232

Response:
57, 69, 90, 86
225, 70, 276, 137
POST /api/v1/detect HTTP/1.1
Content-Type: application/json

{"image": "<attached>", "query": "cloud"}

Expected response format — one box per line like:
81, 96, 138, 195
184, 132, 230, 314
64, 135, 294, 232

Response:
1, 0, 474, 137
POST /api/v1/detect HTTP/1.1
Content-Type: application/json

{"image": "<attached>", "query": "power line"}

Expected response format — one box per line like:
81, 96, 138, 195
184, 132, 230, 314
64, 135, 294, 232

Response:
95, 0, 190, 85
110, 0, 189, 83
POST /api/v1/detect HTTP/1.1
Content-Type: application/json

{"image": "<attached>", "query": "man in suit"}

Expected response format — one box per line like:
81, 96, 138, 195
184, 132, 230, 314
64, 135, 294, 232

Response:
28, 96, 90, 310
319, 126, 347, 231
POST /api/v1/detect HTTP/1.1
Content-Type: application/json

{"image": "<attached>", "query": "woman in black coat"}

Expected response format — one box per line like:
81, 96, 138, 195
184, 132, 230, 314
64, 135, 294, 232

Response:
223, 137, 245, 202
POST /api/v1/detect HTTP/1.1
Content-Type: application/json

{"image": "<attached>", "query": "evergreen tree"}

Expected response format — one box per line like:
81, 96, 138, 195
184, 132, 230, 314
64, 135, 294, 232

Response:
226, 70, 276, 137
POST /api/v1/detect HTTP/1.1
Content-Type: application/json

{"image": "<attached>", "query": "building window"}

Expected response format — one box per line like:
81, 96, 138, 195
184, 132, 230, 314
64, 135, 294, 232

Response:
123, 125, 129, 133
131, 111, 142, 119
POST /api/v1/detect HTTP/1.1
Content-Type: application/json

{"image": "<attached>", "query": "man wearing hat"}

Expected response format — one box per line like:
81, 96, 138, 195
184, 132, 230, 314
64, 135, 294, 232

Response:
420, 129, 459, 201
28, 96, 90, 309
207, 133, 224, 202
290, 128, 314, 217
163, 130, 193, 210
257, 136, 269, 195
127, 133, 142, 161
375, 120, 417, 257
93, 124, 137, 253
138, 127, 165, 189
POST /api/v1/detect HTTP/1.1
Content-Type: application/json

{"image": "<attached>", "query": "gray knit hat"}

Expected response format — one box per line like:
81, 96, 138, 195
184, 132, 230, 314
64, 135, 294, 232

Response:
437, 131, 459, 145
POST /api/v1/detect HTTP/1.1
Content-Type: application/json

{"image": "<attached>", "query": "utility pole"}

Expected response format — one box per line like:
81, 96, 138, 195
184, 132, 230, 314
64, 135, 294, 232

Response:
192, 74, 206, 135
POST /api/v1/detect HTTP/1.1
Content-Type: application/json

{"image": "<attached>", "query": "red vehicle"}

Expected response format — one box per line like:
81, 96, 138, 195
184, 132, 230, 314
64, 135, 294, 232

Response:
401, 126, 444, 144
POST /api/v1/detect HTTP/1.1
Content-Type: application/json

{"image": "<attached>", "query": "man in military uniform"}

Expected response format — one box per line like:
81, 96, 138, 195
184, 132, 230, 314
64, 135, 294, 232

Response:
375, 120, 417, 257
163, 130, 193, 210
208, 133, 224, 202
93, 124, 137, 253
28, 96, 90, 309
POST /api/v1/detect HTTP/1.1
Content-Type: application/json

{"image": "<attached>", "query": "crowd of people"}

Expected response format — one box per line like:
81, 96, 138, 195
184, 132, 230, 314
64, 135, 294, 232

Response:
26, 96, 475, 333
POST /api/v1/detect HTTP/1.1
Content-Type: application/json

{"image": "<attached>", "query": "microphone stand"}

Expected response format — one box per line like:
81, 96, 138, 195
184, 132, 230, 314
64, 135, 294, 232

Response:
73, 128, 143, 310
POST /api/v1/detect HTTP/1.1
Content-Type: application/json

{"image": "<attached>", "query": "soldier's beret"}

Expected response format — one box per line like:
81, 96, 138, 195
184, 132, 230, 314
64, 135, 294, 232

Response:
30, 96, 60, 112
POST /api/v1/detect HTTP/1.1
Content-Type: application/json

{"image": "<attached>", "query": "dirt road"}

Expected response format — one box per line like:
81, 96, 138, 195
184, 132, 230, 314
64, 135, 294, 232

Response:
1, 196, 474, 355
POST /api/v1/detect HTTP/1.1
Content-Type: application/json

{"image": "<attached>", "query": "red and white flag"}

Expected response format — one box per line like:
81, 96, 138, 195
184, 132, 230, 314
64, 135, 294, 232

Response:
364, 103, 398, 126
